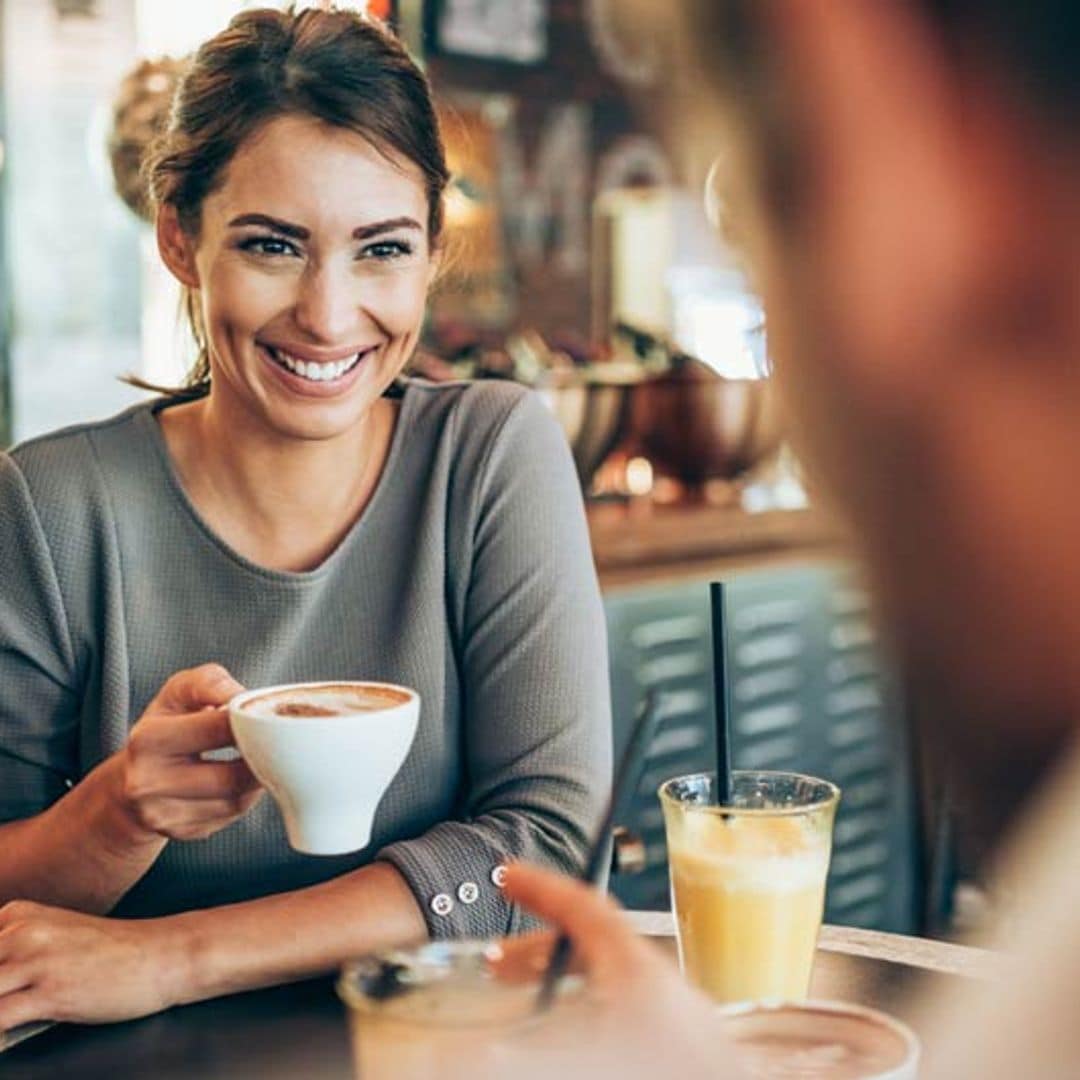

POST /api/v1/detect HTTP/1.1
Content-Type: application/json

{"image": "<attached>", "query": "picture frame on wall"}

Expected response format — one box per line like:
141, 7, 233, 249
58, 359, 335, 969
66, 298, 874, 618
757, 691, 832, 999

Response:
430, 0, 548, 66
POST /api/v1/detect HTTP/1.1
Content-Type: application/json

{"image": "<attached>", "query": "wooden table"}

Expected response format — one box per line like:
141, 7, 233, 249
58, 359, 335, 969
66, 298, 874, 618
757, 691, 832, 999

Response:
2, 916, 993, 1078
629, 911, 994, 1026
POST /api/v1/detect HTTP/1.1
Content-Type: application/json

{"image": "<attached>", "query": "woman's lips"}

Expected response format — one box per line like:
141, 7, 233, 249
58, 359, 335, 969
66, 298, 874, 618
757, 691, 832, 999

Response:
258, 343, 375, 398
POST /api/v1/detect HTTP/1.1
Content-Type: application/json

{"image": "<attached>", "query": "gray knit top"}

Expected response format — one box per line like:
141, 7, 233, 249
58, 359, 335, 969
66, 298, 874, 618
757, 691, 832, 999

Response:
0, 378, 612, 938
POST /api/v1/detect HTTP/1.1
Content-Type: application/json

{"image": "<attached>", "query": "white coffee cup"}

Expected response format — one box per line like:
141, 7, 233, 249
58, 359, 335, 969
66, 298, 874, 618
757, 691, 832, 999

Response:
229, 680, 420, 855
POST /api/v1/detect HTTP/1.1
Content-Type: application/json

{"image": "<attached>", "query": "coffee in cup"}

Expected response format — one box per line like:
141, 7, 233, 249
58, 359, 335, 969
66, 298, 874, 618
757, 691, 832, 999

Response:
229, 680, 420, 855
716, 999, 920, 1079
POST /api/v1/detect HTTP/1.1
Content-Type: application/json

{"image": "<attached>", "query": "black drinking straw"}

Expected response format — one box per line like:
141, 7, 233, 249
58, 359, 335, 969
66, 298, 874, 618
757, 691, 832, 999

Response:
710, 582, 733, 807
535, 690, 663, 1012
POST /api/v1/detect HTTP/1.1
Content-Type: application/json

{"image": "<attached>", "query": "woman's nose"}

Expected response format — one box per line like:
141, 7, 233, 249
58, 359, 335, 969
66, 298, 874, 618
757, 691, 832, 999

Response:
293, 263, 363, 343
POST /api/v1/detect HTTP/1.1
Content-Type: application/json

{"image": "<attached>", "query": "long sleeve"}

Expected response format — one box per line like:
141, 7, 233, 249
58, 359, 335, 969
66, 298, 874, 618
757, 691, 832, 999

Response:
0, 453, 80, 823
377, 390, 613, 937
0, 388, 610, 921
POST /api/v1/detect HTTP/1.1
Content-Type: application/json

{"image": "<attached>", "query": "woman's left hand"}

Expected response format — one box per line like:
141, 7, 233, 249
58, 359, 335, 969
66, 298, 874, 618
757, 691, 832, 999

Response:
0, 900, 185, 1029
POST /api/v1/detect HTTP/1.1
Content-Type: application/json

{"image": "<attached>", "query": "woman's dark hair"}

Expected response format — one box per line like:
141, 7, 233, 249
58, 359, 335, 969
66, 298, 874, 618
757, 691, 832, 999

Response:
137, 5, 449, 398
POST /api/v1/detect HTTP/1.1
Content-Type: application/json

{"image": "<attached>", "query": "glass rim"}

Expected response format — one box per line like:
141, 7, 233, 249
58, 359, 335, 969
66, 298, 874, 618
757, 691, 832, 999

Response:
714, 998, 920, 1076
338, 940, 501, 1014
337, 940, 583, 1024
658, 769, 840, 817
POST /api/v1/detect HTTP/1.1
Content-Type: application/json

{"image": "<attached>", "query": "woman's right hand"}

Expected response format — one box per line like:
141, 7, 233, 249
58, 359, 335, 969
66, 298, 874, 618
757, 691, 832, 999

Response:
116, 664, 263, 841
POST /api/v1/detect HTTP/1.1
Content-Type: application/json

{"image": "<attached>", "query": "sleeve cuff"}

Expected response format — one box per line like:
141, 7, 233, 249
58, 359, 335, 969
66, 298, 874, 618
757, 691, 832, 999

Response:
377, 825, 540, 939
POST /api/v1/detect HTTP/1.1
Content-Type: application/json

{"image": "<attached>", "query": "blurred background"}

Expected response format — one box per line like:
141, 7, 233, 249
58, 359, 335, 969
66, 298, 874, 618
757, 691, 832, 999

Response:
0, 1, 965, 940
0, 0, 794, 507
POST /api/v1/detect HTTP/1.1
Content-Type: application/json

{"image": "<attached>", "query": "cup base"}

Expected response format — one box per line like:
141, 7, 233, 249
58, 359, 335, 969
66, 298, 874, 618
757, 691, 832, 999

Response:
283, 816, 373, 856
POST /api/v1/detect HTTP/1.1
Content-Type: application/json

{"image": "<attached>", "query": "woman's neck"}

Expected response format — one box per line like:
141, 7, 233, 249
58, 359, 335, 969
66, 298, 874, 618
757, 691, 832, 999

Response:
158, 391, 397, 572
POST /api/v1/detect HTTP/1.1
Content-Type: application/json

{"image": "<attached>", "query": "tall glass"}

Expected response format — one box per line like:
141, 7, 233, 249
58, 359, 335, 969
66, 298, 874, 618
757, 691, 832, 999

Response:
338, 940, 584, 1080
659, 770, 840, 1003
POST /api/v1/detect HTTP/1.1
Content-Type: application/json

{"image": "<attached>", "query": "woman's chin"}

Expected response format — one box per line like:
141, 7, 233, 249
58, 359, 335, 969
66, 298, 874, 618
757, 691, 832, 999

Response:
254, 362, 391, 440
262, 400, 374, 442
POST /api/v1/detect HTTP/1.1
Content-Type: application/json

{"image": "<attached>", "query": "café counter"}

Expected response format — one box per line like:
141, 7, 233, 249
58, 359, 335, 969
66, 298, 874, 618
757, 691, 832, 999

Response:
587, 502, 848, 590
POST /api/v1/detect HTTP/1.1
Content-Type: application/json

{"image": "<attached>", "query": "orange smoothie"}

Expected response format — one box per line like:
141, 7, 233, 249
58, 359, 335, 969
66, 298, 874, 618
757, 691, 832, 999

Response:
666, 811, 831, 1003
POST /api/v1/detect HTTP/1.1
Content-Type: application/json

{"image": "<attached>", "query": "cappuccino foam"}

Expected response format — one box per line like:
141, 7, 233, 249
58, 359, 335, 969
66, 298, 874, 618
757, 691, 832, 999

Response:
723, 1004, 915, 1079
244, 683, 410, 720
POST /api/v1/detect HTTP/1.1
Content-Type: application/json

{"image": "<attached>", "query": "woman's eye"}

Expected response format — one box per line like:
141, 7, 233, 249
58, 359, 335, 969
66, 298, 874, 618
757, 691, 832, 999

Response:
239, 236, 299, 258
362, 240, 413, 261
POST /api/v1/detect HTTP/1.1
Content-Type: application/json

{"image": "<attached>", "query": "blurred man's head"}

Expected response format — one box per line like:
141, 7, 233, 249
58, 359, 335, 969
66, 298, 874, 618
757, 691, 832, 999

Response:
672, 1, 1080, 839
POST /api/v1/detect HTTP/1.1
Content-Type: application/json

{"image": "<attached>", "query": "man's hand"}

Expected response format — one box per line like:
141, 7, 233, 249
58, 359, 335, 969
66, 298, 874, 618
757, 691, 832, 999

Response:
500, 863, 741, 1079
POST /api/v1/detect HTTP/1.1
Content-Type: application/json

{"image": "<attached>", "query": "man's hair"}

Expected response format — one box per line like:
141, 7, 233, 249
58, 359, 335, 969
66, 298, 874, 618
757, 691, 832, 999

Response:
923, 0, 1080, 123
687, 0, 1080, 126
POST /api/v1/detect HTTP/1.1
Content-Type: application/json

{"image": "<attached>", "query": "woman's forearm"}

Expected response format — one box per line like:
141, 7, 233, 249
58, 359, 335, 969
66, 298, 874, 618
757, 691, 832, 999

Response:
0, 754, 165, 912
165, 861, 428, 1005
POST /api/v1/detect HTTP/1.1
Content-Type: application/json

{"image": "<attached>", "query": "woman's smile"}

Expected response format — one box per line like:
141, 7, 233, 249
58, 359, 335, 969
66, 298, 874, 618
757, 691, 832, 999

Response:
171, 113, 437, 440
258, 341, 379, 398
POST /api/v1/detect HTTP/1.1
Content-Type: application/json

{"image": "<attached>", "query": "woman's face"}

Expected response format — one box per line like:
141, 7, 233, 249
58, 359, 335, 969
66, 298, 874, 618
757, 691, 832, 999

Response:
163, 113, 438, 441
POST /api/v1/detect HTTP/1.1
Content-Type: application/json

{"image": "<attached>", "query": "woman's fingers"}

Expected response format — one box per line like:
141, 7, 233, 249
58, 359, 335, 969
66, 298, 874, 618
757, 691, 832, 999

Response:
0, 903, 181, 1025
0, 988, 45, 1033
136, 759, 260, 801
115, 665, 261, 842
0, 957, 32, 1000
125, 792, 263, 839
128, 707, 236, 758
147, 664, 244, 715
0, 915, 37, 1021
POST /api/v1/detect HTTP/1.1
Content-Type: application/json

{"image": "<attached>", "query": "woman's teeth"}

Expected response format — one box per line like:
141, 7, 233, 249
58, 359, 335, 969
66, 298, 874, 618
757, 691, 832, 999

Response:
268, 347, 363, 382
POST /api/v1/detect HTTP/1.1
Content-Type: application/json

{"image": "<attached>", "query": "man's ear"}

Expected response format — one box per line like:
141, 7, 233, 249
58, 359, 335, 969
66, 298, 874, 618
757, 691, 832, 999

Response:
156, 203, 200, 288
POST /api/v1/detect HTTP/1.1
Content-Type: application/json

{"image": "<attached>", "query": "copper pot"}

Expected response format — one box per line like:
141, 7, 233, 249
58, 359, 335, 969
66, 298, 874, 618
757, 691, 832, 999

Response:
628, 361, 782, 488
540, 379, 634, 489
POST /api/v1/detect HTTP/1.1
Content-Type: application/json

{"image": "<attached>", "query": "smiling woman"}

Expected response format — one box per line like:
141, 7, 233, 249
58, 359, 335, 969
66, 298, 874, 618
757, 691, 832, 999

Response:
155, 113, 439, 499
0, 6, 611, 1032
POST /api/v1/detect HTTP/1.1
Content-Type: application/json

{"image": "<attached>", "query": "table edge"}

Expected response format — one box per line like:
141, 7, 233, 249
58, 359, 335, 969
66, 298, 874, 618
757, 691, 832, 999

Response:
625, 909, 997, 980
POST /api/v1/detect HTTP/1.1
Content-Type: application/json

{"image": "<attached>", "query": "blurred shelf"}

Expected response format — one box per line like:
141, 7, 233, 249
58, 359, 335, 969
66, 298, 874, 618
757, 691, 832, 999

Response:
588, 501, 849, 590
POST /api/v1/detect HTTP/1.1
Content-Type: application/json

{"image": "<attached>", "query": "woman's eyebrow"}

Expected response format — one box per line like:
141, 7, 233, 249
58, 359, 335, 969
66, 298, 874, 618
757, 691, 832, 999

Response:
353, 217, 422, 240
228, 213, 309, 239
226, 213, 422, 241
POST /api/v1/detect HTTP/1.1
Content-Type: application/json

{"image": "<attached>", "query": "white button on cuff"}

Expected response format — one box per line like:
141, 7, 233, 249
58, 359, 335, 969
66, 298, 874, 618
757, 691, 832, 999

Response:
490, 865, 508, 888
457, 882, 479, 905
430, 893, 454, 917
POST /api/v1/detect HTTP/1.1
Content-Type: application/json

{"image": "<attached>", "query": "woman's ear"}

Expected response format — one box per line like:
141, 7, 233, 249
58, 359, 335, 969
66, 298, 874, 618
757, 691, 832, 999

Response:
156, 203, 200, 288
